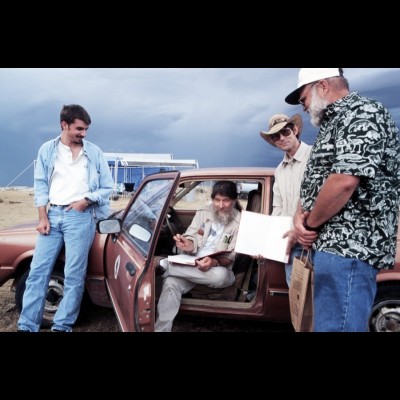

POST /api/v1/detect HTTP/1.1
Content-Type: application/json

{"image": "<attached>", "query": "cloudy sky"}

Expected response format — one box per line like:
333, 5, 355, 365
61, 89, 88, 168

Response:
1, 68, 399, 187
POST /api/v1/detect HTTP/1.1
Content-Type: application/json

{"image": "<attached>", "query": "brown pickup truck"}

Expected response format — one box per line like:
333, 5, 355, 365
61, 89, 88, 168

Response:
1, 167, 399, 332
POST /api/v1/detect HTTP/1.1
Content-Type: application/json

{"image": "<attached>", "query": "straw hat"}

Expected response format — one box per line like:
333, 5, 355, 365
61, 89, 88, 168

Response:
260, 113, 303, 147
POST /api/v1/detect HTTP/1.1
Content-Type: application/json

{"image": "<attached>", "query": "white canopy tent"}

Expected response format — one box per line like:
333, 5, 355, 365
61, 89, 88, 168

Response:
103, 153, 199, 192
8, 154, 198, 190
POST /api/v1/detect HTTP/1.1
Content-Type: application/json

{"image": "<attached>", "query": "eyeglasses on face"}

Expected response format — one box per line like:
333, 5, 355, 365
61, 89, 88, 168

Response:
270, 127, 293, 143
299, 82, 317, 106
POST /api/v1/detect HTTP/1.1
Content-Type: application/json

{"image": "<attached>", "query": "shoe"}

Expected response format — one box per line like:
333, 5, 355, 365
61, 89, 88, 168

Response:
18, 328, 31, 332
51, 326, 71, 332
153, 256, 167, 276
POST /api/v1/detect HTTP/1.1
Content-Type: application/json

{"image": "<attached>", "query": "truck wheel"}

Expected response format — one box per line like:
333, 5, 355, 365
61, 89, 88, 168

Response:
16, 265, 65, 329
369, 284, 400, 332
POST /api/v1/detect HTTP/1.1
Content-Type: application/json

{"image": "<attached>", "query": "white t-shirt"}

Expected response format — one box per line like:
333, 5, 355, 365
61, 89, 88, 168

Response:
49, 141, 90, 205
196, 221, 224, 258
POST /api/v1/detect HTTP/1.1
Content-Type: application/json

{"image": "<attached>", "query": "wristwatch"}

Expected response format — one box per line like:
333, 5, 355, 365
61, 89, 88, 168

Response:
85, 197, 95, 206
303, 218, 321, 232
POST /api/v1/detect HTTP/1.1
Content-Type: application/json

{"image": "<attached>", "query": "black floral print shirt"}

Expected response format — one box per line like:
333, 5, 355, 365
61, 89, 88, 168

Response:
301, 92, 400, 269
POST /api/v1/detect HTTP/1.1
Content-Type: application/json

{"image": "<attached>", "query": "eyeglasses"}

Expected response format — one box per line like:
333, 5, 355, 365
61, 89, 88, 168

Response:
270, 127, 293, 143
298, 82, 317, 106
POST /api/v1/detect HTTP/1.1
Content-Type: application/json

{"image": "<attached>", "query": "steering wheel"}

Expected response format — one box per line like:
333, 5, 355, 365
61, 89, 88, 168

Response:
164, 206, 184, 238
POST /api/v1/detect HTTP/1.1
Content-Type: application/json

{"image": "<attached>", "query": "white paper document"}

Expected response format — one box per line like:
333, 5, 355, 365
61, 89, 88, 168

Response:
235, 211, 293, 263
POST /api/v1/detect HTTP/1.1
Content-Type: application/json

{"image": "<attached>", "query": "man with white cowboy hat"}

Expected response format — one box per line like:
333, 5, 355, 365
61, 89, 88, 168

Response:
260, 113, 312, 286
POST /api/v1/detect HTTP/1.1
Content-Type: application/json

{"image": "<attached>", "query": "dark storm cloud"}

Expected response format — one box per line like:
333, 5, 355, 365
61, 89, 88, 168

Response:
1, 68, 399, 187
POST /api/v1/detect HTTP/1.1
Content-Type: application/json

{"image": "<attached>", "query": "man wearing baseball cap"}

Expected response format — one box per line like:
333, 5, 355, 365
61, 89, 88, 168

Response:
260, 113, 312, 287
286, 68, 400, 332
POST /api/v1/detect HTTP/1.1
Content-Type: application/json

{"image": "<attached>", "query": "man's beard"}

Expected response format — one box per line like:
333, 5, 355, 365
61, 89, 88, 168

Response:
212, 204, 235, 224
309, 88, 329, 127
73, 136, 84, 145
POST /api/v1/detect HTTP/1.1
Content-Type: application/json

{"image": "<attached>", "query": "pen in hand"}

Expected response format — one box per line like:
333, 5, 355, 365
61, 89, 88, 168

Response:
173, 234, 194, 253
173, 234, 185, 250
174, 234, 184, 243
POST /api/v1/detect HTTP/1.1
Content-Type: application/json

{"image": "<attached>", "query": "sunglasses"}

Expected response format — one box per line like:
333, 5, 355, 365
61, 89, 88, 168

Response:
270, 127, 293, 143
299, 82, 317, 106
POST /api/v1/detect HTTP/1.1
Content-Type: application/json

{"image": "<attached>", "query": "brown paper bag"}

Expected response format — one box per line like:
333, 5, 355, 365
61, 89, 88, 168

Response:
289, 250, 314, 332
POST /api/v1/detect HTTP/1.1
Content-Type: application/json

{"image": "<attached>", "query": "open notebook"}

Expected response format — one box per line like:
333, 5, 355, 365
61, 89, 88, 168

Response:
168, 250, 232, 266
168, 211, 292, 266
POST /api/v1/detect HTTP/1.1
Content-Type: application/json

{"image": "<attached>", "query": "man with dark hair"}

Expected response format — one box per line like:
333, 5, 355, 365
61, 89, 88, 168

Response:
18, 104, 113, 332
286, 68, 400, 331
155, 181, 241, 332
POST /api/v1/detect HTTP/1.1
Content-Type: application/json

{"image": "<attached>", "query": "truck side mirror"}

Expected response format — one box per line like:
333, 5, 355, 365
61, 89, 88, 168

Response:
97, 218, 122, 234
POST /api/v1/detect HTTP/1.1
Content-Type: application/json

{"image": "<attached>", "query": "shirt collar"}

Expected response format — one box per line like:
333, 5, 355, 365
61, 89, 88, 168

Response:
324, 91, 359, 119
53, 135, 88, 154
282, 141, 309, 164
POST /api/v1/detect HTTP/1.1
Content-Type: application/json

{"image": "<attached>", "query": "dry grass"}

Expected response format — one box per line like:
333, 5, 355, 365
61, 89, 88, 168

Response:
0, 188, 131, 230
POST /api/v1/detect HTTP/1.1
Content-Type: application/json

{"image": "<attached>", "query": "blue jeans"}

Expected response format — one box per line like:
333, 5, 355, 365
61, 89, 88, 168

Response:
313, 251, 379, 332
18, 207, 95, 332
285, 243, 304, 287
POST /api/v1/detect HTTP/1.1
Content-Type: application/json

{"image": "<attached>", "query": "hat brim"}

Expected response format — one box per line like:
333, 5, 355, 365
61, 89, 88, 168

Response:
260, 121, 288, 136
290, 114, 303, 135
260, 131, 277, 146
285, 86, 304, 105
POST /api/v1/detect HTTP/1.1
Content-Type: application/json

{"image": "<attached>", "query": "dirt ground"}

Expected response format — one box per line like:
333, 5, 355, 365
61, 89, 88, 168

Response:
0, 188, 292, 333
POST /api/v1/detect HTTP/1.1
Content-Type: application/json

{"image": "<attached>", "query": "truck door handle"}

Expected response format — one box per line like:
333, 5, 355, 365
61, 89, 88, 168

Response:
126, 263, 137, 276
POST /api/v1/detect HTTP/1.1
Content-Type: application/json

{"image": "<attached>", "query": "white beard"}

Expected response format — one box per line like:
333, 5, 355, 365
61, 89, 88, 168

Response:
309, 88, 329, 127
212, 204, 234, 225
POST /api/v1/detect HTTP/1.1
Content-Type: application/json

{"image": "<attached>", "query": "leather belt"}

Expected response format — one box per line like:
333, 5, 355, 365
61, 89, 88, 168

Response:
49, 203, 69, 207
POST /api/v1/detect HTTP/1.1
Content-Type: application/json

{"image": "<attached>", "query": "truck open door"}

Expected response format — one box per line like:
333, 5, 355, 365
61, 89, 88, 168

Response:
102, 171, 181, 331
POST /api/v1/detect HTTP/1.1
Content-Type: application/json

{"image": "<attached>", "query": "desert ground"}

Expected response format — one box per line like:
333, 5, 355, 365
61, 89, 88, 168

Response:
0, 188, 292, 333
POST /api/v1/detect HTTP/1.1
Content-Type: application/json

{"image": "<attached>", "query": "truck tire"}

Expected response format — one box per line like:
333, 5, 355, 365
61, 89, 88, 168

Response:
15, 264, 91, 329
369, 284, 400, 332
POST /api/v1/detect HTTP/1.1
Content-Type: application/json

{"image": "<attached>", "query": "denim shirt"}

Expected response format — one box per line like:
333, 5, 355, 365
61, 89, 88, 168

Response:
34, 135, 114, 220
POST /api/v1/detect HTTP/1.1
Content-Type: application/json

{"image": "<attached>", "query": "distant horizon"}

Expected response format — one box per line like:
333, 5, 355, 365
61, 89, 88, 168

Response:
0, 186, 34, 190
